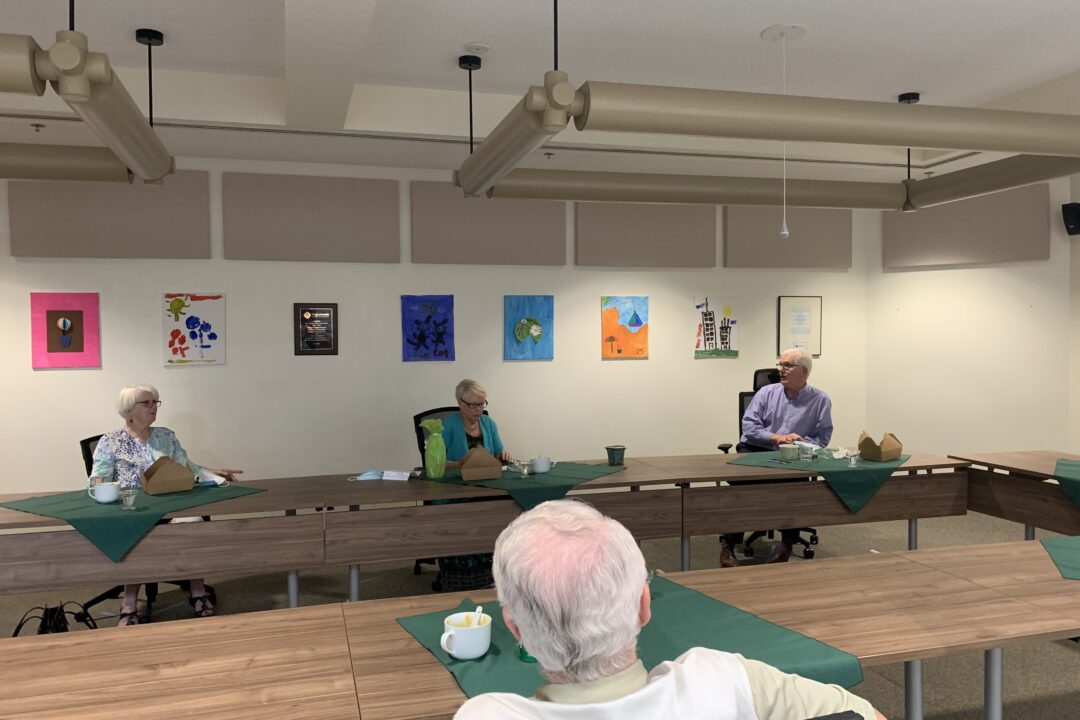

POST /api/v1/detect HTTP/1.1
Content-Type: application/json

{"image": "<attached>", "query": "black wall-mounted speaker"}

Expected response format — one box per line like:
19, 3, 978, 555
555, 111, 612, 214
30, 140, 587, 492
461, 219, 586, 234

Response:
1062, 203, 1080, 236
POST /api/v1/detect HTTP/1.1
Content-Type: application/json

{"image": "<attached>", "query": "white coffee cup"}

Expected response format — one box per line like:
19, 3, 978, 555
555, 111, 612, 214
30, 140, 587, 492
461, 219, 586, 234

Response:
440, 611, 492, 660
529, 456, 553, 474
779, 444, 799, 461
88, 482, 120, 503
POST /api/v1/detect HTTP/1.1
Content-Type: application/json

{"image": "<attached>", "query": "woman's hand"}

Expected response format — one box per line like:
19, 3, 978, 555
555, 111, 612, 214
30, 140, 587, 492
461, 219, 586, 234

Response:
499, 451, 512, 463
213, 468, 243, 482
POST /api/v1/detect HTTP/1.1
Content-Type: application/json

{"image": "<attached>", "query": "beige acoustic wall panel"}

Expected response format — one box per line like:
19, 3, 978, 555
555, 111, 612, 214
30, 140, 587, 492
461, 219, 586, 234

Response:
723, 206, 852, 268
9, 170, 210, 258
224, 173, 399, 262
576, 202, 715, 267
882, 183, 1050, 269
411, 181, 565, 265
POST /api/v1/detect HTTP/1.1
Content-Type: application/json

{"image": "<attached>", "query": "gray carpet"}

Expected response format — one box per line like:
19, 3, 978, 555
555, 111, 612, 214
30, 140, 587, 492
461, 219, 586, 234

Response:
3, 512, 1077, 719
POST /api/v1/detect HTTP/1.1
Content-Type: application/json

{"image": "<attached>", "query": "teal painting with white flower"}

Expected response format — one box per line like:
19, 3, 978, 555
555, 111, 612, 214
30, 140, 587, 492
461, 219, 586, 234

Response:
504, 295, 554, 361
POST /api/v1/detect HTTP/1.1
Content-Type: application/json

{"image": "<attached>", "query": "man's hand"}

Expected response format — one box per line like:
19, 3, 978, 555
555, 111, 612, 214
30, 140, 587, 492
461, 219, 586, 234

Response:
772, 432, 803, 445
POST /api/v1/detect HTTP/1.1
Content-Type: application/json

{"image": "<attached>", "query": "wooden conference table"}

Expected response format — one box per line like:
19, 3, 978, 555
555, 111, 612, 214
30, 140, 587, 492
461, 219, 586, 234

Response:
2, 541, 1075, 720
0, 453, 968, 605
949, 449, 1080, 539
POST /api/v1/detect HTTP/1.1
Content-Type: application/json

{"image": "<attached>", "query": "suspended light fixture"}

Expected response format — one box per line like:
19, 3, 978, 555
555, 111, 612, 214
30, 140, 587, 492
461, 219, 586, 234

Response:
899, 92, 920, 212
761, 24, 805, 238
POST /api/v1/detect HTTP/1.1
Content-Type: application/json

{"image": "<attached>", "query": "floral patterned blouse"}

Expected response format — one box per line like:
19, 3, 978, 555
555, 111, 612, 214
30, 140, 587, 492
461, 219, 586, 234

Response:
89, 426, 201, 489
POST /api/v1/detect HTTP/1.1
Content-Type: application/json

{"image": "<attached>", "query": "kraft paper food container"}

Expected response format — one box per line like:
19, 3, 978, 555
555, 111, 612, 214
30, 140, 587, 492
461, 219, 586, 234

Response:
460, 447, 503, 482
857, 432, 903, 462
141, 457, 195, 495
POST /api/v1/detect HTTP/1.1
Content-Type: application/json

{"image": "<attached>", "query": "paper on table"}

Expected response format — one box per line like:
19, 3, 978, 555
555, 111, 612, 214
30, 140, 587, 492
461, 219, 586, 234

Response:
381, 471, 411, 481
349, 470, 413, 481
197, 468, 228, 486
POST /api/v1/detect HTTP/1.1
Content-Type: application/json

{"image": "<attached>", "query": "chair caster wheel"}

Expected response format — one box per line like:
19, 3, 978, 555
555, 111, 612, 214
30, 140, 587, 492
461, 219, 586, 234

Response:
413, 562, 422, 575
803, 548, 815, 559
810, 534, 819, 545
743, 546, 754, 558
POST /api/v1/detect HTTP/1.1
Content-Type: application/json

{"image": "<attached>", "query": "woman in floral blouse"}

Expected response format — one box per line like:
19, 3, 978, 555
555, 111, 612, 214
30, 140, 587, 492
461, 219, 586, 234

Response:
90, 384, 241, 626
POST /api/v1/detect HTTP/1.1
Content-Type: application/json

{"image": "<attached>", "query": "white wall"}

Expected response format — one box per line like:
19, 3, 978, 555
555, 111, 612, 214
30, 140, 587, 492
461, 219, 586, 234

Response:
866, 178, 1074, 455
0, 157, 874, 493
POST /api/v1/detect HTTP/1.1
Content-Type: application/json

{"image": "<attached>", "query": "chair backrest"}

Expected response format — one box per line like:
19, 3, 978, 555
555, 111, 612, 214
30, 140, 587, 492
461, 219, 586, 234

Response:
752, 367, 780, 391
737, 391, 756, 433
412, 407, 489, 464
79, 434, 104, 478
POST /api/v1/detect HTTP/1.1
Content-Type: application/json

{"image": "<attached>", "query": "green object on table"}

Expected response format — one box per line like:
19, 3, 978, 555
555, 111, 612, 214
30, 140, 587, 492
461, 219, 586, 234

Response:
421, 418, 447, 479
430, 462, 625, 510
397, 575, 862, 700
1041, 536, 1080, 580
0, 484, 265, 562
729, 451, 910, 513
1052, 459, 1080, 514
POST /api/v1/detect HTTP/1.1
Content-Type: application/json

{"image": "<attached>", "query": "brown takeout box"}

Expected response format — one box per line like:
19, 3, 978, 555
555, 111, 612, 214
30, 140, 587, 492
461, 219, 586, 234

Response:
857, 432, 903, 462
460, 446, 503, 482
141, 457, 195, 495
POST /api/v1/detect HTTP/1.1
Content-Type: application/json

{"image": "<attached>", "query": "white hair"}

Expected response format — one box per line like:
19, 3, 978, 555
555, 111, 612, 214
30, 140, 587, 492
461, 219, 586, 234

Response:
493, 499, 648, 683
781, 347, 813, 374
455, 378, 487, 402
116, 384, 158, 418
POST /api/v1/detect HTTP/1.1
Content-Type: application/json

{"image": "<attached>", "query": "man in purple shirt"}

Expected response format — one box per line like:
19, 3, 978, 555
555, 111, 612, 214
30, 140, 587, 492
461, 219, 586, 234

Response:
721, 348, 833, 567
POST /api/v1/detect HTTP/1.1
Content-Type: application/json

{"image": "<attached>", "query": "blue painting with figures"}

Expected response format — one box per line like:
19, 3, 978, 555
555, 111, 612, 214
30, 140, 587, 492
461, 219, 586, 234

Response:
401, 295, 455, 362
504, 295, 554, 361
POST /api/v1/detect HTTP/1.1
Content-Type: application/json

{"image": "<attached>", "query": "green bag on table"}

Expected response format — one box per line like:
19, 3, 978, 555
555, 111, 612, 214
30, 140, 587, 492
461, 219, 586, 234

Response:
421, 418, 447, 479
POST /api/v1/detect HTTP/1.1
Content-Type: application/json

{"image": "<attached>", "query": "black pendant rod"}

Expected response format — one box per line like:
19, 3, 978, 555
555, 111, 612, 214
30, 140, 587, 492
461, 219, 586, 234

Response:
552, 0, 561, 70
68, 0, 74, 30
468, 66, 474, 153
458, 55, 482, 155
136, 29, 164, 128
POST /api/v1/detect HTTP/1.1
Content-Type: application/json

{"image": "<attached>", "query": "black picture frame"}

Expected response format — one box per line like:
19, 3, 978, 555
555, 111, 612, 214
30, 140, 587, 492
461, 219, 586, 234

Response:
294, 303, 338, 356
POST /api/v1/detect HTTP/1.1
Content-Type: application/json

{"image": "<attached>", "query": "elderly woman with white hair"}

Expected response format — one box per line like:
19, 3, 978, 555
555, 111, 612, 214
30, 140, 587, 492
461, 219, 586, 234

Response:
455, 500, 884, 720
89, 384, 242, 626
431, 379, 512, 592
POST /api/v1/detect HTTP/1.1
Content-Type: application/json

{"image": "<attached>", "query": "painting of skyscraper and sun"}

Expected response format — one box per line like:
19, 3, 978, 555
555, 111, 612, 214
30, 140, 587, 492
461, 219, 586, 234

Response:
601, 296, 648, 360
504, 295, 554, 361
693, 296, 739, 359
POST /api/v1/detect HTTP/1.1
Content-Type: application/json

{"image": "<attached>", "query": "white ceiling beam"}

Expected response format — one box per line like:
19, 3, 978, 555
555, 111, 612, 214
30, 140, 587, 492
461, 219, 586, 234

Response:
284, 0, 374, 130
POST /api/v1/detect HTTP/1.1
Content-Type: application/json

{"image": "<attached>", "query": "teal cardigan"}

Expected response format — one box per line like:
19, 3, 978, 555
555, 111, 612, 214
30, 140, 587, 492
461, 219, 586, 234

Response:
441, 412, 504, 461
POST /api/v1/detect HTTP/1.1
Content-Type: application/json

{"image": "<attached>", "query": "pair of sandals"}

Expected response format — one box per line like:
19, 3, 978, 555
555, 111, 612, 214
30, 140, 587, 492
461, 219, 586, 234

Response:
117, 594, 214, 626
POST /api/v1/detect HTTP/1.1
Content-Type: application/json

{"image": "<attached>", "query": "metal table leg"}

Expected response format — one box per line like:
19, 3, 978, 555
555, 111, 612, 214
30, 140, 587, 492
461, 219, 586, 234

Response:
1024, 524, 1036, 541
908, 518, 918, 550
348, 565, 360, 601
287, 570, 299, 608
985, 648, 1003, 720
905, 659, 923, 720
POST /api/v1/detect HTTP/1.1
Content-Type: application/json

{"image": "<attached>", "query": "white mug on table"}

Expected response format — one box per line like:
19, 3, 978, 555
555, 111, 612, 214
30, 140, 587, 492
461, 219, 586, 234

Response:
440, 611, 492, 660
88, 481, 120, 503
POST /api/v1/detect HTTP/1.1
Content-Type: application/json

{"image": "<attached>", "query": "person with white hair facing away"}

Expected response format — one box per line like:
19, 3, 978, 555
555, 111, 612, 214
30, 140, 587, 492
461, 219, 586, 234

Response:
721, 347, 834, 567
88, 384, 242, 626
455, 500, 884, 720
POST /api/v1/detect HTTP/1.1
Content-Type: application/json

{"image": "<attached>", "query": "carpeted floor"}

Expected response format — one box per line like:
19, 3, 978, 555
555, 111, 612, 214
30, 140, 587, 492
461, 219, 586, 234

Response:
3, 511, 1077, 719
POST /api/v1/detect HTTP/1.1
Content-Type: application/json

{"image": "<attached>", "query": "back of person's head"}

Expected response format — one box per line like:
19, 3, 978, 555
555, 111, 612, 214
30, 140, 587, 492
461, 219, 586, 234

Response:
493, 499, 648, 683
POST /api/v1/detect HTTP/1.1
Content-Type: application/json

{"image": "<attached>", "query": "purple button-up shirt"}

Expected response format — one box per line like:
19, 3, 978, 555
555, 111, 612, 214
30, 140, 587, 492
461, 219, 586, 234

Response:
740, 383, 833, 448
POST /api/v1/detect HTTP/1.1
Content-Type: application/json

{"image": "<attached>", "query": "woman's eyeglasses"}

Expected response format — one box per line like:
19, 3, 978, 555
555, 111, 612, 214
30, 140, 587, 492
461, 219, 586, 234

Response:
136, 400, 163, 408
460, 399, 489, 410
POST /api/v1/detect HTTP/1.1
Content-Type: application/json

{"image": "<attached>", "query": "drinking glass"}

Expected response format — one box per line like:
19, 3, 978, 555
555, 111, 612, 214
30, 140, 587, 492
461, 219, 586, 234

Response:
847, 450, 860, 467
119, 487, 138, 510
798, 444, 814, 462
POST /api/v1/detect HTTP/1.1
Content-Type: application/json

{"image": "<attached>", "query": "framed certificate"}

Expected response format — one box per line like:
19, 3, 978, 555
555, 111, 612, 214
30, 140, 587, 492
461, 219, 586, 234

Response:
777, 296, 822, 357
294, 303, 338, 355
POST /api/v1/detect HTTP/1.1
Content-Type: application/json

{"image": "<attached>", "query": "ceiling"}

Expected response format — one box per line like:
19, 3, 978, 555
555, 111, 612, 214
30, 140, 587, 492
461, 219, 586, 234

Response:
3, 0, 1080, 181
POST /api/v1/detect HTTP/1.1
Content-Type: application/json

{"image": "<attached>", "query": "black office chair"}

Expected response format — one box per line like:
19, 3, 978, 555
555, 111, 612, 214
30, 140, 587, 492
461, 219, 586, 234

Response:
78, 434, 214, 623
716, 369, 819, 560
410, 406, 490, 577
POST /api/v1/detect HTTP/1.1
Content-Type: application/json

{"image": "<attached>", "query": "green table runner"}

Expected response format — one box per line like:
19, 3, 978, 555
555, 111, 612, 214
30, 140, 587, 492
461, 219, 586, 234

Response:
397, 575, 863, 700
430, 462, 625, 510
0, 484, 265, 562
1052, 459, 1080, 514
1041, 536, 1080, 580
730, 451, 910, 513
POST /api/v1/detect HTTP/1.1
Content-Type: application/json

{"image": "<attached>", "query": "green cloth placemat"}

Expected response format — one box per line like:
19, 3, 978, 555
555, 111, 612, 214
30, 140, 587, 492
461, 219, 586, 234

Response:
729, 451, 910, 513
1041, 536, 1080, 580
0, 484, 265, 562
1052, 459, 1080, 514
397, 575, 862, 700
429, 462, 625, 510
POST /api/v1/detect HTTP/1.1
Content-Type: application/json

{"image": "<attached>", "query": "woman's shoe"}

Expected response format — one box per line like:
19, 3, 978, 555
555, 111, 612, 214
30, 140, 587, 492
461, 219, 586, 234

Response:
118, 611, 139, 627
189, 594, 215, 617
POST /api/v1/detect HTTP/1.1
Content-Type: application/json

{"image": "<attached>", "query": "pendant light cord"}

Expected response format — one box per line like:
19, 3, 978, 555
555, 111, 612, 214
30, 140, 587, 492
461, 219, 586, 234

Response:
468, 67, 474, 154
781, 33, 788, 232
69, 0, 74, 31
147, 42, 154, 128
553, 0, 559, 70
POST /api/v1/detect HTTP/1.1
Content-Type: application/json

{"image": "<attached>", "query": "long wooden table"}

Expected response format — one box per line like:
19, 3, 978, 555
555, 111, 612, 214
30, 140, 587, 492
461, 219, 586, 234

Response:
2, 541, 1076, 720
949, 450, 1080, 538
0, 453, 967, 605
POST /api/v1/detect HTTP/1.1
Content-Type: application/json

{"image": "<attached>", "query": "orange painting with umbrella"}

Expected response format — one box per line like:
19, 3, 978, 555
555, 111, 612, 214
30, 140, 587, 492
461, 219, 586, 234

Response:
601, 296, 649, 360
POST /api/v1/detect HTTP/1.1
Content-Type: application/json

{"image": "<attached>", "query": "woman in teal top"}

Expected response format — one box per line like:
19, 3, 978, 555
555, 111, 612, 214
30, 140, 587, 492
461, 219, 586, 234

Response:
433, 379, 511, 591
